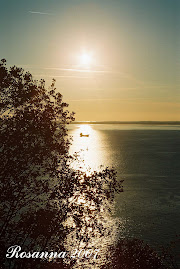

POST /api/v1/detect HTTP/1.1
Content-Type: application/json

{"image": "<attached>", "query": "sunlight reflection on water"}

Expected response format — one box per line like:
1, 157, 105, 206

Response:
65, 124, 180, 267
69, 124, 108, 172
65, 124, 122, 268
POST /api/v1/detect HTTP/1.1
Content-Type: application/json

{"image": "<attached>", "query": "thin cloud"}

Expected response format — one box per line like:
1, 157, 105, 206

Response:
19, 64, 177, 89
46, 75, 91, 79
43, 67, 145, 85
33, 74, 90, 79
44, 67, 110, 73
29, 11, 54, 16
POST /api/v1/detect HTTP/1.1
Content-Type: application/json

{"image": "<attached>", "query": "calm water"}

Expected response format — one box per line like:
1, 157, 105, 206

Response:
67, 124, 180, 266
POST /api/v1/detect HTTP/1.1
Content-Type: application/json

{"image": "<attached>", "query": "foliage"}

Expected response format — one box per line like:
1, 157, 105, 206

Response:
0, 58, 75, 267
160, 235, 180, 269
101, 238, 168, 269
0, 59, 123, 269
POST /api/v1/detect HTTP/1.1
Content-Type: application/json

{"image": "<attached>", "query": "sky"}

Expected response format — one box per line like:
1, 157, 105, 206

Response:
0, 0, 180, 121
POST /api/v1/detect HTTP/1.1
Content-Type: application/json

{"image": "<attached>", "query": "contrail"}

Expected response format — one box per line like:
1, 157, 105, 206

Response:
29, 11, 54, 15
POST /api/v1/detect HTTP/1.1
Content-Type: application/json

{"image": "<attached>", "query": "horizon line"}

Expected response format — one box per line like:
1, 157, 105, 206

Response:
70, 121, 180, 125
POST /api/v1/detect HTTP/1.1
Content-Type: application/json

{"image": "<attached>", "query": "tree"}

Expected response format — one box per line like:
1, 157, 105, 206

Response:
102, 238, 168, 269
0, 59, 75, 268
0, 59, 123, 269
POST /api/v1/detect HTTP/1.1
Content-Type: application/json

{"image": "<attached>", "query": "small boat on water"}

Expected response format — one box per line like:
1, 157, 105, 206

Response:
80, 132, 89, 137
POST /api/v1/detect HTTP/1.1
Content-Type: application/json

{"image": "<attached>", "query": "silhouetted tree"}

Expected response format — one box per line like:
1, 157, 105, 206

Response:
102, 238, 167, 269
0, 59, 123, 269
0, 59, 75, 267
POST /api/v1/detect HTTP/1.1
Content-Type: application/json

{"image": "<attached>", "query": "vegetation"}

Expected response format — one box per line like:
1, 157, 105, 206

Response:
0, 58, 74, 268
102, 238, 167, 269
0, 59, 123, 268
102, 237, 180, 269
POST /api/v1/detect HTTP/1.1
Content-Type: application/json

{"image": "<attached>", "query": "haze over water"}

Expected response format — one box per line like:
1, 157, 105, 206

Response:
68, 123, 180, 249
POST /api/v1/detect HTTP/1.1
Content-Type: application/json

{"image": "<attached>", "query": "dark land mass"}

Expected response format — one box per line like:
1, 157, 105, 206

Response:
71, 121, 180, 125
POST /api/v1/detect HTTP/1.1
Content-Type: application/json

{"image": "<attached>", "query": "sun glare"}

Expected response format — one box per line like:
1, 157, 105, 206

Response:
79, 124, 92, 134
79, 51, 93, 67
81, 53, 92, 65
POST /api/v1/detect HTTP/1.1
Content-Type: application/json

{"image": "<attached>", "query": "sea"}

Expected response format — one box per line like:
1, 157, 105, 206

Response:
67, 123, 180, 267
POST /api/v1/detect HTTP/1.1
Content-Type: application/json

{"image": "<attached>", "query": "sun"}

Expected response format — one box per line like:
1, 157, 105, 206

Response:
79, 51, 93, 67
81, 53, 92, 65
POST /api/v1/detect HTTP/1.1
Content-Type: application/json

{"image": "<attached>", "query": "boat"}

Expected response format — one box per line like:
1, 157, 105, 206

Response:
80, 132, 89, 137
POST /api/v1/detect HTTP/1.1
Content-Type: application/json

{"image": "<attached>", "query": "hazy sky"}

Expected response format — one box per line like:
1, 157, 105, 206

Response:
0, 0, 179, 121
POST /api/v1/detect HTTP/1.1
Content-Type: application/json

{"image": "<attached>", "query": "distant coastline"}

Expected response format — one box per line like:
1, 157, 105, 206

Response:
71, 121, 180, 125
